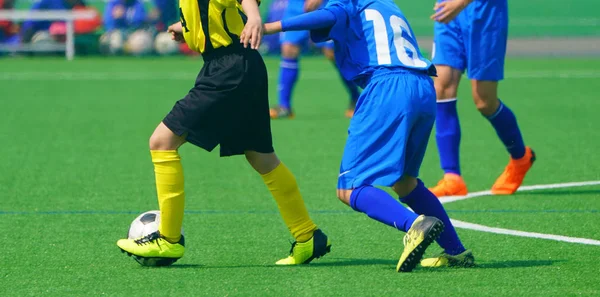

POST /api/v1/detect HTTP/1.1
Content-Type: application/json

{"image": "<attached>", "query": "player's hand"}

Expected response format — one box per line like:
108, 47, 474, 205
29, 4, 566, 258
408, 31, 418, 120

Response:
168, 22, 185, 43
240, 17, 263, 50
304, 0, 323, 12
263, 22, 282, 35
431, 0, 470, 24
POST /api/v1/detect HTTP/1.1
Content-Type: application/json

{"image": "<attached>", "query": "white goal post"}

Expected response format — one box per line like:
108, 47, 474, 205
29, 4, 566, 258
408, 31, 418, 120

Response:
0, 10, 98, 60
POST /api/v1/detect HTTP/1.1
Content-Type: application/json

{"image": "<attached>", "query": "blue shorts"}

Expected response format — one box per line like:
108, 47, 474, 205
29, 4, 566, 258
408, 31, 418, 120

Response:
432, 0, 508, 81
279, 0, 333, 49
337, 69, 436, 190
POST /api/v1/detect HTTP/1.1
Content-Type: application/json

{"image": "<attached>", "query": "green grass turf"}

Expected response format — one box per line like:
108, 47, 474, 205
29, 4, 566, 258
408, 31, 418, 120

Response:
1, 56, 600, 296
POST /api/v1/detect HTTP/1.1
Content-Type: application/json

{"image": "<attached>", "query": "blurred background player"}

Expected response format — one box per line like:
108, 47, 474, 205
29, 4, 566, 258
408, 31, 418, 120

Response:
20, 0, 97, 45
0, 0, 20, 47
149, 0, 179, 55
148, 0, 177, 32
100, 0, 149, 55
269, 0, 360, 119
264, 0, 473, 271
428, 0, 535, 197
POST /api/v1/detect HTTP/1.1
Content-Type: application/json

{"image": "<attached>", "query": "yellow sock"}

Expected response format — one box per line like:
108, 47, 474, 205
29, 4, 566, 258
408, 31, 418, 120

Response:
151, 150, 185, 243
261, 162, 317, 242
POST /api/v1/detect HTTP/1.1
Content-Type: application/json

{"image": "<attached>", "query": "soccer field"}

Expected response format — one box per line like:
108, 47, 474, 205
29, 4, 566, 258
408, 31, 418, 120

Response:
1, 57, 599, 296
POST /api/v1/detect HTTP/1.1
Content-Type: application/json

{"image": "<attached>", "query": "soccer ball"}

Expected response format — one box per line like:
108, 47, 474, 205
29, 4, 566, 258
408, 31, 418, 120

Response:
126, 210, 184, 267
124, 30, 153, 56
31, 30, 57, 51
99, 30, 124, 55
154, 32, 179, 55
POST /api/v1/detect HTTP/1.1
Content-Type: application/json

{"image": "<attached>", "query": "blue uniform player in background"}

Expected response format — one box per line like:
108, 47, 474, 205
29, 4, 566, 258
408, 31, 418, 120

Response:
428, 0, 536, 198
269, 0, 361, 119
264, 0, 474, 271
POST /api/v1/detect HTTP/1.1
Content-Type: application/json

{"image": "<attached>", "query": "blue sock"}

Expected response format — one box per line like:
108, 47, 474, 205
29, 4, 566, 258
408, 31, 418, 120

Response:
278, 58, 299, 109
350, 186, 418, 232
400, 180, 466, 255
435, 99, 461, 175
486, 100, 526, 159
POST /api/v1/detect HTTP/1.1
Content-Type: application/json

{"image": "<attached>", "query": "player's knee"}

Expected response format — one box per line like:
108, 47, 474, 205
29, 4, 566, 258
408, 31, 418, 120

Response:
471, 81, 500, 116
281, 43, 300, 59
244, 151, 280, 175
336, 189, 352, 206
392, 176, 417, 197
149, 123, 184, 151
434, 78, 458, 100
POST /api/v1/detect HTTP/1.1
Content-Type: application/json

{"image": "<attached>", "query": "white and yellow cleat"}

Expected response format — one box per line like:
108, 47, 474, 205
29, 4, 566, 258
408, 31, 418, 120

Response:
276, 229, 331, 265
117, 231, 185, 266
397, 215, 444, 272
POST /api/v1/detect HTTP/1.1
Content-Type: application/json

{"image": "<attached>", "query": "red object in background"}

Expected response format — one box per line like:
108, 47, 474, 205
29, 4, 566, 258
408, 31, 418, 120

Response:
48, 5, 101, 39
0, 0, 19, 36
179, 42, 200, 56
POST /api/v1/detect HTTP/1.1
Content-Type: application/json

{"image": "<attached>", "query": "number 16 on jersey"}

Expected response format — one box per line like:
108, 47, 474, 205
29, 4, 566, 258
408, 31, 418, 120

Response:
364, 9, 428, 68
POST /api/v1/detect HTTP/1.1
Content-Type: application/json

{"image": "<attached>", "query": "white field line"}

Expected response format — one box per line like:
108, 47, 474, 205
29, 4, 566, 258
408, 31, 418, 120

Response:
441, 180, 600, 246
1, 70, 600, 81
451, 219, 600, 246
440, 180, 600, 204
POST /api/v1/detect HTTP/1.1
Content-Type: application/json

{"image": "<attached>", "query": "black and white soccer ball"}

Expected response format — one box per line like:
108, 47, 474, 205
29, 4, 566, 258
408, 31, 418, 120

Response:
126, 210, 184, 267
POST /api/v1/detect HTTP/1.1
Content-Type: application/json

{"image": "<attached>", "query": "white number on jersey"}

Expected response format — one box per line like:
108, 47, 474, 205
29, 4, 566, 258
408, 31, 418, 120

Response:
364, 9, 428, 67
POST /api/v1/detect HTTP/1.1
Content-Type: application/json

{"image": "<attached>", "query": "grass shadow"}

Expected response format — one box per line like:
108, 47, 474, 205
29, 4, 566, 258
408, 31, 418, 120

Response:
160, 264, 205, 269
196, 258, 397, 270
474, 259, 564, 269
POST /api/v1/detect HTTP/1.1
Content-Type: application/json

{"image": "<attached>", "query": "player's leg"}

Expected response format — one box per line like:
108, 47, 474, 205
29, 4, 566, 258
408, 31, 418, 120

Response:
466, 0, 534, 194
337, 73, 444, 272
270, 42, 301, 119
471, 80, 535, 194
270, 2, 306, 119
117, 50, 249, 263
226, 49, 329, 264
116, 121, 188, 262
322, 44, 360, 118
429, 19, 469, 197
394, 108, 473, 268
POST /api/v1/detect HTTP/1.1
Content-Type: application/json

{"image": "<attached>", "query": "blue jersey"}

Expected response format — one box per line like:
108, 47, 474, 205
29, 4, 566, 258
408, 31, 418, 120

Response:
311, 0, 433, 86
103, 0, 147, 31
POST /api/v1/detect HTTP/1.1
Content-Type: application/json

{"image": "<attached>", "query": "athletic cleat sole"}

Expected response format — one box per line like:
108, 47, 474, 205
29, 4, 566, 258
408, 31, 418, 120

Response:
119, 248, 180, 267
396, 221, 444, 273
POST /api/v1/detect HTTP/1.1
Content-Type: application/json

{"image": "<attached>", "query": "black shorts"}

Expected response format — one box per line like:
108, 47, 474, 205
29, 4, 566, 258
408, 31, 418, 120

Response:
163, 46, 274, 157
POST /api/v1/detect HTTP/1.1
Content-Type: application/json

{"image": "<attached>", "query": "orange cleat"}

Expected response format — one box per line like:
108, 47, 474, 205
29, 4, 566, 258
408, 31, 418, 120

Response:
429, 173, 468, 198
491, 147, 536, 195
345, 101, 357, 118
269, 106, 295, 119
345, 108, 355, 118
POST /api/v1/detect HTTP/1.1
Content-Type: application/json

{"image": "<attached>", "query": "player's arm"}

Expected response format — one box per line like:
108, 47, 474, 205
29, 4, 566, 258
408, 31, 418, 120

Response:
431, 0, 473, 24
263, 9, 337, 35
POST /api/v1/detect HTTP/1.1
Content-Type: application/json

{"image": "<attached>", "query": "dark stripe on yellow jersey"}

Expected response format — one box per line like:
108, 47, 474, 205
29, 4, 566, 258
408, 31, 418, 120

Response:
198, 0, 213, 52
220, 10, 235, 42
238, 8, 247, 23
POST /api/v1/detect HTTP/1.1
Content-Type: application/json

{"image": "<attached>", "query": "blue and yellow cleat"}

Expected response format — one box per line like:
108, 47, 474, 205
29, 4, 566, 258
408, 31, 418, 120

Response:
117, 231, 185, 267
397, 215, 444, 272
276, 229, 331, 265
421, 249, 475, 268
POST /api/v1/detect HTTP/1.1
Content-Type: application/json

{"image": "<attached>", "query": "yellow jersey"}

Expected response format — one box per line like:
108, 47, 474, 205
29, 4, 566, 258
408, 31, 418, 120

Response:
179, 0, 256, 54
